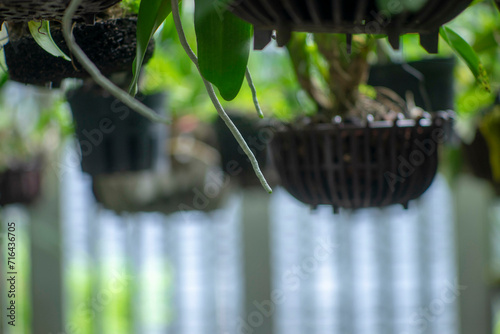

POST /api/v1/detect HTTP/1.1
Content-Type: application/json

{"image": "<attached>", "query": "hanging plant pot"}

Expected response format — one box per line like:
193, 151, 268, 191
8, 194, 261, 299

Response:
214, 113, 277, 188
462, 97, 500, 196
67, 84, 166, 176
368, 58, 456, 112
5, 18, 154, 86
0, 0, 120, 23
462, 129, 500, 196
0, 160, 42, 206
229, 0, 473, 52
92, 125, 229, 215
269, 114, 452, 212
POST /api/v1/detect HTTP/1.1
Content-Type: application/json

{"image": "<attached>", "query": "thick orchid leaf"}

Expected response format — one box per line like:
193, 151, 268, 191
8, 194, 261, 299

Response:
130, 0, 174, 95
28, 21, 71, 61
194, 0, 252, 101
440, 26, 490, 92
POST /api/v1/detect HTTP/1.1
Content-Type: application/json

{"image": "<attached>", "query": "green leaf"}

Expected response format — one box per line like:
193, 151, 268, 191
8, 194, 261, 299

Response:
440, 26, 490, 92
28, 21, 71, 61
130, 0, 174, 95
194, 0, 252, 101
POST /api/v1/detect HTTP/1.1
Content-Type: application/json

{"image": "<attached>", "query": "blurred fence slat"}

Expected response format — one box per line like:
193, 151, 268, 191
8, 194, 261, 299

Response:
30, 158, 64, 334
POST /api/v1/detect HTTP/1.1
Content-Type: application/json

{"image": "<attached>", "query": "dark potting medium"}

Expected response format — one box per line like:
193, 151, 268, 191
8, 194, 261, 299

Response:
5, 18, 155, 86
0, 0, 120, 23
368, 58, 456, 112
0, 162, 42, 206
229, 0, 473, 52
67, 86, 167, 176
269, 115, 452, 212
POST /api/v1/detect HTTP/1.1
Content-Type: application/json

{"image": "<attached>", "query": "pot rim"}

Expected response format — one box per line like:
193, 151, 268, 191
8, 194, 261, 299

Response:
274, 112, 452, 133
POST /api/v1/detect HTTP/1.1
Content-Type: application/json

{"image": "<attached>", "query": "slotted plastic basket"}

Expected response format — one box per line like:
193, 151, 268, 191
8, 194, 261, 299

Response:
230, 0, 473, 52
0, 0, 121, 23
269, 114, 452, 212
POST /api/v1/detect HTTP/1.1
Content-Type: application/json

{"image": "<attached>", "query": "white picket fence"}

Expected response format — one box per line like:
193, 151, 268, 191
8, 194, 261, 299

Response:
1, 146, 498, 334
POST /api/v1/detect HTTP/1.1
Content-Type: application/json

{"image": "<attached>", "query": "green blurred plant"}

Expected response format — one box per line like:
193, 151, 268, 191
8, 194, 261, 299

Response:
283, 1, 494, 121
139, 4, 303, 122
0, 83, 73, 171
448, 0, 500, 116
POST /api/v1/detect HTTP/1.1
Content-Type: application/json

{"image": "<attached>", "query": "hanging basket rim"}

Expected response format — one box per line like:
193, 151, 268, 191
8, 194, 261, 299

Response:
273, 113, 453, 133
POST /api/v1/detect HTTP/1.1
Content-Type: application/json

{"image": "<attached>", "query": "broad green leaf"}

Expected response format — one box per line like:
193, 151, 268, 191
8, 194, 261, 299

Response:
195, 0, 252, 101
130, 0, 174, 95
28, 21, 71, 61
440, 26, 490, 92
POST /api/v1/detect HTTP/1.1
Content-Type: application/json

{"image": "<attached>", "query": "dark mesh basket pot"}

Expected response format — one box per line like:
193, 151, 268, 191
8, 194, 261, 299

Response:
368, 58, 456, 112
229, 0, 473, 51
5, 18, 155, 86
0, 0, 121, 23
0, 162, 42, 206
67, 85, 166, 176
269, 116, 451, 212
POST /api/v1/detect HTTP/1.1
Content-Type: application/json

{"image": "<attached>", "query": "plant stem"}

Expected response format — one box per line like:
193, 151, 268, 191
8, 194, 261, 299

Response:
171, 0, 272, 194
245, 69, 264, 119
62, 0, 169, 124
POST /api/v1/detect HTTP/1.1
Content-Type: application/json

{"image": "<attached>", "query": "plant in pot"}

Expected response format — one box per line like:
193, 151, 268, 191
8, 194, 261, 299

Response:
0, 81, 72, 206
267, 32, 458, 212
2, 1, 155, 87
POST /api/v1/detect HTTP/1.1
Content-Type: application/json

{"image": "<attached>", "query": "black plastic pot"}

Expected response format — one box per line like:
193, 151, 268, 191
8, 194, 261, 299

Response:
269, 114, 452, 212
67, 85, 167, 176
5, 18, 155, 86
0, 0, 120, 23
368, 58, 456, 112
229, 0, 472, 52
215, 113, 276, 188
0, 161, 42, 206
